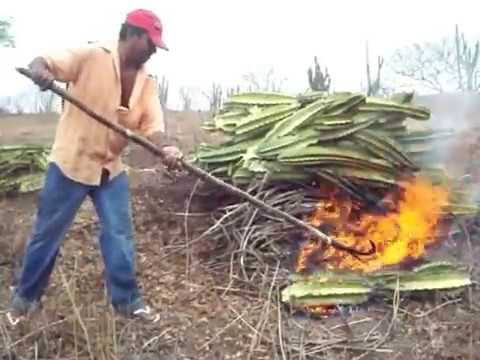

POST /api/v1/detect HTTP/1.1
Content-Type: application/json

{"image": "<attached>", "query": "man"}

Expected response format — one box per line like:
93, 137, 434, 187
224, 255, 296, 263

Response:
7, 9, 182, 324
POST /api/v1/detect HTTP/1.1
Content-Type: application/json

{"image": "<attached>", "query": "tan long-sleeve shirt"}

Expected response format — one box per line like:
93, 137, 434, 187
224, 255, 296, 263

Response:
42, 41, 165, 185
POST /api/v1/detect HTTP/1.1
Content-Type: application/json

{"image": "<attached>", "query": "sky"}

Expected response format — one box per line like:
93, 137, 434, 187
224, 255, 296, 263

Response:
1, 0, 480, 109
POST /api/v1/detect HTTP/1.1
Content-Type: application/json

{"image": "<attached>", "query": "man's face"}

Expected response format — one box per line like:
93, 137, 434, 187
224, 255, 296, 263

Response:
130, 33, 156, 67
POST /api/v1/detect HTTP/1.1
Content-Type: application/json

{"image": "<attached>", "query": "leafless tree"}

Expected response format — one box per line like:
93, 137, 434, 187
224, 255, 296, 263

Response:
179, 87, 192, 111
242, 68, 286, 92
203, 83, 241, 113
203, 83, 223, 114
389, 25, 480, 92
149, 75, 169, 107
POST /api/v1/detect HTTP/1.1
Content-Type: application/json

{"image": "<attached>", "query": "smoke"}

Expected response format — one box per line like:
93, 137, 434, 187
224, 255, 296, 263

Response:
412, 92, 480, 179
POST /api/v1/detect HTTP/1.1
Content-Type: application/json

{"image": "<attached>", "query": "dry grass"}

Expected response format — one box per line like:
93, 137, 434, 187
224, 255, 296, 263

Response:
2, 102, 479, 359
0, 175, 479, 359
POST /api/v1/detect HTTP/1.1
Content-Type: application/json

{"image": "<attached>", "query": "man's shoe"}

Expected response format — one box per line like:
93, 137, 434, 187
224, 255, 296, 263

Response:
6, 293, 40, 327
114, 301, 160, 323
6, 308, 25, 326
131, 305, 160, 323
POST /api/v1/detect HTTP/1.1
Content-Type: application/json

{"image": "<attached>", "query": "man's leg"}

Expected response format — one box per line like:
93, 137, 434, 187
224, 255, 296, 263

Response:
11, 162, 89, 312
89, 171, 145, 316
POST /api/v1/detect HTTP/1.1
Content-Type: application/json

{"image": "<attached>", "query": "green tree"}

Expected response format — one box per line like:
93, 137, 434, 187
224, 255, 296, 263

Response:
0, 18, 15, 47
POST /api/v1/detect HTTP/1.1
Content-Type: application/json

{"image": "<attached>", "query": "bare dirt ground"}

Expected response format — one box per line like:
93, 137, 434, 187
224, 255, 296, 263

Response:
0, 113, 479, 359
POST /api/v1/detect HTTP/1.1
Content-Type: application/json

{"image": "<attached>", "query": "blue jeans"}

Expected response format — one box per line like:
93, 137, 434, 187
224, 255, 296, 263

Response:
12, 162, 143, 314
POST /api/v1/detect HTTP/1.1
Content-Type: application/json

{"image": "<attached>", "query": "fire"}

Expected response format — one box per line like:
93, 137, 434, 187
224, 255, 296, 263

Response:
297, 177, 449, 273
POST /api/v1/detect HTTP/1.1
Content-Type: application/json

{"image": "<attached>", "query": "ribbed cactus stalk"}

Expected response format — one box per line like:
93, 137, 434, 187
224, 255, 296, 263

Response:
307, 56, 331, 91
226, 85, 240, 98
209, 83, 223, 113
180, 87, 192, 111
455, 24, 480, 91
158, 76, 169, 107
366, 42, 384, 96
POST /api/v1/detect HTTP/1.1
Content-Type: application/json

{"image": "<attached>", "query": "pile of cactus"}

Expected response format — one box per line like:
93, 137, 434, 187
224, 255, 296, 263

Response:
282, 262, 472, 310
194, 91, 453, 194
0, 145, 49, 194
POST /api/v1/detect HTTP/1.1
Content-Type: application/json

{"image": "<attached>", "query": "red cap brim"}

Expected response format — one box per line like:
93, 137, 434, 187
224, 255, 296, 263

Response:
150, 32, 168, 51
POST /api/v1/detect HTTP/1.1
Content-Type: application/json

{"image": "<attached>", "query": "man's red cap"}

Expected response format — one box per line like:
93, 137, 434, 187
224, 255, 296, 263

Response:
125, 9, 168, 51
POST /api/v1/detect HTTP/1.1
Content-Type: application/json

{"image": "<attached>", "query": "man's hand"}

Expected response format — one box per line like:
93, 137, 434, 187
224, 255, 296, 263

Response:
147, 131, 183, 170
29, 57, 54, 90
161, 145, 183, 170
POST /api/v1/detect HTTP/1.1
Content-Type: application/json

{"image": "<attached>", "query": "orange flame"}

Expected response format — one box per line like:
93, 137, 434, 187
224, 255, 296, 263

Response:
296, 177, 449, 273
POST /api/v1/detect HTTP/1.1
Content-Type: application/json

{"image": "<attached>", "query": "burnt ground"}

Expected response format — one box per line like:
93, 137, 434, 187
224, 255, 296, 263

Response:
0, 114, 479, 359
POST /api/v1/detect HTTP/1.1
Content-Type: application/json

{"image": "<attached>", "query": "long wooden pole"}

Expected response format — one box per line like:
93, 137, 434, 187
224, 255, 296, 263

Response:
16, 67, 374, 256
